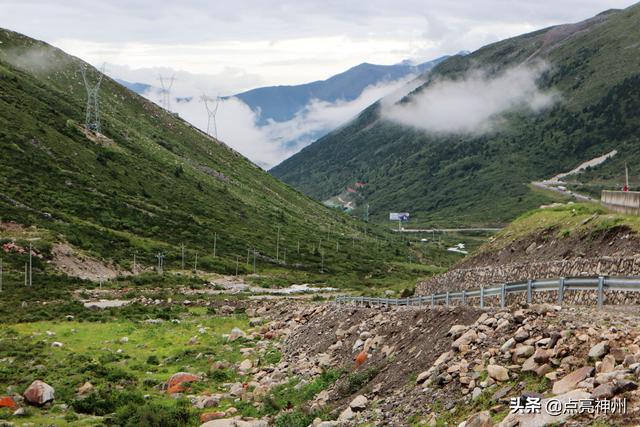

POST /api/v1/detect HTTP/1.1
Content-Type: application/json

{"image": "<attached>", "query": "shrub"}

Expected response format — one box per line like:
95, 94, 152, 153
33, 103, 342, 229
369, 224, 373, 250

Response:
114, 399, 194, 427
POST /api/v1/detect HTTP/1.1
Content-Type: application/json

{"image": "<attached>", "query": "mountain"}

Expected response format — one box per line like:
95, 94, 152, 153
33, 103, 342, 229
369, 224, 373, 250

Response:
0, 27, 410, 279
115, 78, 152, 94
271, 5, 640, 227
233, 57, 450, 125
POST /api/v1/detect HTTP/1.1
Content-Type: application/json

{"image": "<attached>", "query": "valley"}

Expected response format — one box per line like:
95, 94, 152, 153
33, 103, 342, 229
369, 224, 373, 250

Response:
3, 2, 640, 426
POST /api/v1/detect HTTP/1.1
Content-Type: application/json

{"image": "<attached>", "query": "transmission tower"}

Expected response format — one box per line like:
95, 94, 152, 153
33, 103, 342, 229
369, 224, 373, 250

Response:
80, 63, 105, 132
158, 74, 176, 111
200, 94, 220, 138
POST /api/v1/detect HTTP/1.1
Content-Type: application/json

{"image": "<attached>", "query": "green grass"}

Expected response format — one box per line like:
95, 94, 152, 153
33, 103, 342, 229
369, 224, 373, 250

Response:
0, 26, 442, 292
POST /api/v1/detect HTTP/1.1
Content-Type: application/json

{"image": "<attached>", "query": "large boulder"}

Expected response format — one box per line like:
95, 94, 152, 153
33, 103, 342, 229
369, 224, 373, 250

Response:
23, 380, 55, 406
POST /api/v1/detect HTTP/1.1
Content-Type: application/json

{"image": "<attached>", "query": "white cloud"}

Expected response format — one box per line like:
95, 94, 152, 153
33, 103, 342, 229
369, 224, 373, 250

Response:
382, 62, 558, 134
130, 68, 413, 168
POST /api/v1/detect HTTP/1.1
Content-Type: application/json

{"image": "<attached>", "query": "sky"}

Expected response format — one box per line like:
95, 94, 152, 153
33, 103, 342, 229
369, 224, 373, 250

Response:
0, 0, 635, 166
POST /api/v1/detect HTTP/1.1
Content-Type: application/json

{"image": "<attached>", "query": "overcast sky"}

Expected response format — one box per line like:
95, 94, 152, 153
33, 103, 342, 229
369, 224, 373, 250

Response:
0, 0, 635, 92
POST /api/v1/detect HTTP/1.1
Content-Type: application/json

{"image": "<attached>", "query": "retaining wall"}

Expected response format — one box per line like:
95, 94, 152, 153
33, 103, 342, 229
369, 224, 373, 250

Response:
602, 190, 640, 215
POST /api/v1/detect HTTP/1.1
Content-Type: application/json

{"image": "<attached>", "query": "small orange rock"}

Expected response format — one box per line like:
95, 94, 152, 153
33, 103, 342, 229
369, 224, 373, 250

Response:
0, 396, 17, 410
355, 351, 368, 368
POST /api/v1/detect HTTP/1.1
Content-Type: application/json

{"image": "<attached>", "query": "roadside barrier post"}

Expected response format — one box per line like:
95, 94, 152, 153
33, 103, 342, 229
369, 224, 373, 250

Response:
527, 279, 532, 304
558, 277, 565, 305
480, 286, 484, 309
500, 284, 506, 308
597, 276, 604, 308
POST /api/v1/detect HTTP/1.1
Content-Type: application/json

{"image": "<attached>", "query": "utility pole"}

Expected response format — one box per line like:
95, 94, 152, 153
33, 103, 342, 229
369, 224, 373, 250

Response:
181, 243, 185, 271
213, 233, 217, 258
276, 225, 281, 262
28, 242, 32, 287
194, 252, 198, 272
156, 253, 164, 275
253, 248, 256, 274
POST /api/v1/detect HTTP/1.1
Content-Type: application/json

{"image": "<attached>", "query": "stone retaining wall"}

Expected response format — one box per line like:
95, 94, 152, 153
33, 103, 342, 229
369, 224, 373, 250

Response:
416, 256, 640, 306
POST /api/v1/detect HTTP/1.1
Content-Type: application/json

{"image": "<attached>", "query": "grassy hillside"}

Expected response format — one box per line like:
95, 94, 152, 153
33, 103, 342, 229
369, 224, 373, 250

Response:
272, 5, 640, 227
0, 28, 419, 284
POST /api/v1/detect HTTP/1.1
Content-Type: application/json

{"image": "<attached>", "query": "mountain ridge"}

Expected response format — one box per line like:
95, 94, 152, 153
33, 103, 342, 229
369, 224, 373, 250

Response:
271, 4, 640, 227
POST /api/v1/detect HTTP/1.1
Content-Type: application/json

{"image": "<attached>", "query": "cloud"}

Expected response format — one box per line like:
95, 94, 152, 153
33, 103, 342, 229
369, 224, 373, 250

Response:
381, 62, 558, 134
130, 69, 413, 168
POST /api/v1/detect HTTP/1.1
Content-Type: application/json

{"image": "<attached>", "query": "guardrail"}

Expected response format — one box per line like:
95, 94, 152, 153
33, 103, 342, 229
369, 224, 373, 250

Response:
334, 276, 640, 309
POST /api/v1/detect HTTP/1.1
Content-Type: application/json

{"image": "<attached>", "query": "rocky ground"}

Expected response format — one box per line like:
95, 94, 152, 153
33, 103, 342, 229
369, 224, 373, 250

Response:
3, 296, 640, 426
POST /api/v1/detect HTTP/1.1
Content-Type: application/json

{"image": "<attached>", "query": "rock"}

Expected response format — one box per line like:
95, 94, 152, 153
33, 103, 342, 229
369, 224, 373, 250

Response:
119, 337, 129, 344
588, 342, 610, 361
352, 339, 364, 352
338, 406, 355, 421
599, 355, 616, 373
533, 348, 552, 364
452, 330, 478, 351
51, 341, 63, 348
513, 327, 529, 343
239, 359, 253, 371
595, 370, 628, 385
76, 382, 93, 396
592, 383, 615, 399
23, 380, 55, 406
195, 395, 221, 409
167, 372, 201, 392
317, 353, 333, 367
487, 365, 509, 382
501, 338, 516, 353
448, 325, 467, 339
465, 411, 492, 427
513, 345, 535, 359
498, 390, 591, 427
0, 396, 17, 410
228, 383, 244, 397
349, 395, 368, 411
199, 412, 226, 423
551, 366, 594, 395
416, 371, 430, 384
229, 328, 246, 342
521, 356, 539, 373
13, 406, 26, 416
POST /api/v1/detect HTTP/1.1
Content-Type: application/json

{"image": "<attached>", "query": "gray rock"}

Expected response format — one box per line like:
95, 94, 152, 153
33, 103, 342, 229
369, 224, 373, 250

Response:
588, 342, 610, 361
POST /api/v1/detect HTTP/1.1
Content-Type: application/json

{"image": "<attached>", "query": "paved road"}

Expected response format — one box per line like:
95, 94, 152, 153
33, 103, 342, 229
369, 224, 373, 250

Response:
393, 227, 503, 233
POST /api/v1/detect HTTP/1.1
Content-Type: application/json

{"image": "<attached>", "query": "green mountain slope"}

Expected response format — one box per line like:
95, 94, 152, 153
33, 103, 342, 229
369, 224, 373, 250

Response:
271, 5, 640, 227
0, 28, 411, 279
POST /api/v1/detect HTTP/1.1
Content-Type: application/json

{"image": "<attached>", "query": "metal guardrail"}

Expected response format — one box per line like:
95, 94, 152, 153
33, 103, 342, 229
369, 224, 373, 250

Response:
335, 276, 640, 309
